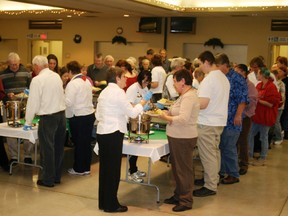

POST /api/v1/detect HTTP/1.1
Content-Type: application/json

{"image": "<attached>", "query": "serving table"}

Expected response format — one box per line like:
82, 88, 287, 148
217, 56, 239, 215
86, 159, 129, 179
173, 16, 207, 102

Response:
94, 130, 169, 203
0, 122, 41, 174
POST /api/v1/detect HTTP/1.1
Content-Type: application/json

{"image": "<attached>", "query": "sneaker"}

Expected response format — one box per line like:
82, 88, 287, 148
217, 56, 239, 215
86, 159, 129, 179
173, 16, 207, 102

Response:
193, 187, 216, 197
274, 140, 283, 145
128, 173, 143, 183
135, 170, 146, 177
84, 171, 91, 175
128, 170, 146, 177
68, 168, 87, 176
252, 158, 266, 166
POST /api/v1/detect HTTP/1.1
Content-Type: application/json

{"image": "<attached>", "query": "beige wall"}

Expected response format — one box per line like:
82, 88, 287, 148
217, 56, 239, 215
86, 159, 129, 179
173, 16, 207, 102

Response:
0, 16, 287, 68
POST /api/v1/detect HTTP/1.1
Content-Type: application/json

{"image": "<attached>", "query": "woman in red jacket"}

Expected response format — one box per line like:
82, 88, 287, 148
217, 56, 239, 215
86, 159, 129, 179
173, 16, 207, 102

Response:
248, 67, 280, 166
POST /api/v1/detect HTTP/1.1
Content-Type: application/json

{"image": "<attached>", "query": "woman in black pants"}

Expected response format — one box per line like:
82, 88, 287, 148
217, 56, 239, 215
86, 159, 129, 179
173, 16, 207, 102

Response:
96, 67, 152, 213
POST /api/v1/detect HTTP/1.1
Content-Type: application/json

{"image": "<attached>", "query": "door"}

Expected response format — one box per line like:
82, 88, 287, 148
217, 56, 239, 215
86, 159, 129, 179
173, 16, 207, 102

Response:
31, 40, 63, 66
270, 44, 288, 67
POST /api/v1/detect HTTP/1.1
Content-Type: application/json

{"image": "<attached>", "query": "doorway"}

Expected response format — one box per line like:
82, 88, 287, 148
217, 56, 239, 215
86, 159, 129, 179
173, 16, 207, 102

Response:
269, 44, 288, 67
30, 40, 63, 66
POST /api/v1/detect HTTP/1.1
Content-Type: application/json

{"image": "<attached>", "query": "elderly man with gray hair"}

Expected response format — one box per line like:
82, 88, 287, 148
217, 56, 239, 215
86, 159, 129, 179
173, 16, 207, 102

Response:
0, 52, 32, 165
24, 55, 66, 187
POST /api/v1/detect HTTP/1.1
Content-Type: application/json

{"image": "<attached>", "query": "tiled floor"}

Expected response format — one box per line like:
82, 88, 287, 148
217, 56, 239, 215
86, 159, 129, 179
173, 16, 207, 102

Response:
0, 140, 288, 216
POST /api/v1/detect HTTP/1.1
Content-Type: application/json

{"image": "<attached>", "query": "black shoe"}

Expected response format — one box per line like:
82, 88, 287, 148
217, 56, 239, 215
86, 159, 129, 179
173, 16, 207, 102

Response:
91, 137, 97, 145
37, 180, 54, 188
172, 205, 192, 212
65, 139, 74, 148
24, 158, 33, 164
239, 168, 247, 175
1, 164, 9, 172
194, 178, 204, 186
219, 174, 225, 180
9, 159, 17, 166
284, 131, 288, 139
221, 175, 240, 184
160, 155, 169, 163
164, 196, 179, 205
104, 205, 128, 213
193, 187, 216, 197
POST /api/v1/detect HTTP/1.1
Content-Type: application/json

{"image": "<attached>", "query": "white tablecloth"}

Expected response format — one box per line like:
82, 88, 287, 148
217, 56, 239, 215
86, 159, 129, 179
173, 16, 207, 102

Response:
94, 139, 169, 163
0, 122, 38, 143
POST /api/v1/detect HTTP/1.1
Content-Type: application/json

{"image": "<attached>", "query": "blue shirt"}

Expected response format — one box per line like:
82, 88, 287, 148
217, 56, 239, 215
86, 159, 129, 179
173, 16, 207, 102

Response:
226, 69, 249, 131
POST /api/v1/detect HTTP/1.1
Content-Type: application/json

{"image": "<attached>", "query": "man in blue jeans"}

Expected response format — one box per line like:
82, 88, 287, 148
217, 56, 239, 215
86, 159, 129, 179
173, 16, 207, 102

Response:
215, 53, 248, 184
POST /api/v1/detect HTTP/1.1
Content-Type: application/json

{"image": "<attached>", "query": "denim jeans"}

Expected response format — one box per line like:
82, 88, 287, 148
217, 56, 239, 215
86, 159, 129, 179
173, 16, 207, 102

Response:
248, 123, 270, 159
219, 128, 240, 178
273, 109, 283, 141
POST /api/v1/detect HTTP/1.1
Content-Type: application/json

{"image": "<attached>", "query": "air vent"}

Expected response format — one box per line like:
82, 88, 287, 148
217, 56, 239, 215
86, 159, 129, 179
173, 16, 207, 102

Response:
230, 14, 249, 17
271, 19, 288, 31
29, 20, 62, 29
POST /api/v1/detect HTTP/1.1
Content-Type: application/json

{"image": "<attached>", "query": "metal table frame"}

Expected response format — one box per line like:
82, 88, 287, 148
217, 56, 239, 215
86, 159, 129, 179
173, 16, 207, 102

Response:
94, 139, 169, 203
121, 139, 169, 203
0, 123, 42, 174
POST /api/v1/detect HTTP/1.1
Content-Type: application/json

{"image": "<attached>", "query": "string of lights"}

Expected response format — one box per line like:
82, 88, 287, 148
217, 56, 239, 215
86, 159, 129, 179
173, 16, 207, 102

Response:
0, 9, 86, 16
135, 0, 288, 12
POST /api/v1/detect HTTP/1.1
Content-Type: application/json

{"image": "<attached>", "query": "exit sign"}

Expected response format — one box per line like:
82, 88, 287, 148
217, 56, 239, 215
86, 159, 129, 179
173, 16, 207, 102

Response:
27, 33, 48, 40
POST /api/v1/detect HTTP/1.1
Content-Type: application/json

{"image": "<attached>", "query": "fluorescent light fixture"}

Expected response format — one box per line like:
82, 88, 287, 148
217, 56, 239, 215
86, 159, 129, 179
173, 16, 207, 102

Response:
0, 0, 62, 11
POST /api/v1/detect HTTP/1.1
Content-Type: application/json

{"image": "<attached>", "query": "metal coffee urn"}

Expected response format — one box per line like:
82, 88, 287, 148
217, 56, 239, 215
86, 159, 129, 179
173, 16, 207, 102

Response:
128, 113, 151, 143
6, 101, 23, 127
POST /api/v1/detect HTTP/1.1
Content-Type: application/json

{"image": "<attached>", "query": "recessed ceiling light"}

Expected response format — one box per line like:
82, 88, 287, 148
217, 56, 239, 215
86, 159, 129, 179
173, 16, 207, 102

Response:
124, 14, 130, 17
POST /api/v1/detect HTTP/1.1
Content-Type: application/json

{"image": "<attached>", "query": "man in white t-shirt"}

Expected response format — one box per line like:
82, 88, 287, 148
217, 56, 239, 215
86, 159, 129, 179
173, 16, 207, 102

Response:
150, 54, 166, 102
193, 51, 230, 197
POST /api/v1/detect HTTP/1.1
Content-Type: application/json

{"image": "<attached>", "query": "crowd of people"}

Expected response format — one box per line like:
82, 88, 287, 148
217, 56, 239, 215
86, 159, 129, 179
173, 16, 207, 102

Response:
0, 48, 287, 213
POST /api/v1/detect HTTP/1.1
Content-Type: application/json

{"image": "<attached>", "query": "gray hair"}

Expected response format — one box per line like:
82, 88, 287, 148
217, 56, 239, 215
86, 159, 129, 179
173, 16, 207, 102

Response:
170, 57, 186, 70
104, 55, 114, 62
32, 55, 48, 67
7, 52, 20, 63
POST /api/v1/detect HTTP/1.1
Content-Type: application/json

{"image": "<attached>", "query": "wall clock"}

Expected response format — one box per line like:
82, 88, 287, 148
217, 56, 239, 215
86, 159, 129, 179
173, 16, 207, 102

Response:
116, 27, 123, 35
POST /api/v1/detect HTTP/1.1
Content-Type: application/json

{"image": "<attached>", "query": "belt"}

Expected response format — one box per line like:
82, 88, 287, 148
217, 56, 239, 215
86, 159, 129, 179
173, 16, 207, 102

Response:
39, 110, 65, 117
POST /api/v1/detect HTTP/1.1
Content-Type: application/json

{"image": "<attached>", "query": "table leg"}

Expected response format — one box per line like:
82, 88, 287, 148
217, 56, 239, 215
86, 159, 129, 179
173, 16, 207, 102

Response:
9, 138, 21, 175
9, 139, 42, 175
121, 155, 160, 203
